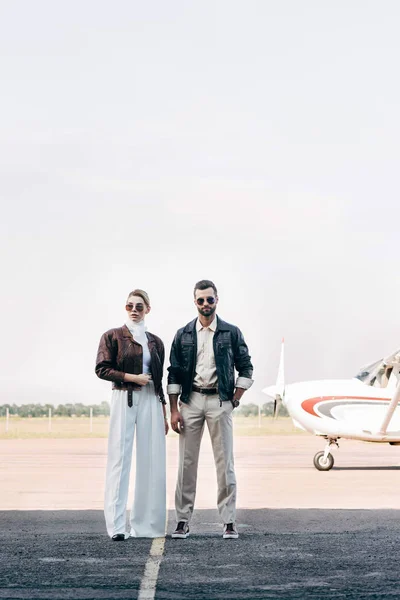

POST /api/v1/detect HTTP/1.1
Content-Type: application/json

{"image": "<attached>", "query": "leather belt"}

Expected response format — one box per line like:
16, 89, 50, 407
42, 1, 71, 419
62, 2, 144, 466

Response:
113, 383, 138, 407
127, 384, 133, 407
192, 385, 218, 395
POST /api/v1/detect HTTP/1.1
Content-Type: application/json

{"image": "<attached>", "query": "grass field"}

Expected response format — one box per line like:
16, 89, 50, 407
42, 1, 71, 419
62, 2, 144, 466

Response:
0, 416, 303, 439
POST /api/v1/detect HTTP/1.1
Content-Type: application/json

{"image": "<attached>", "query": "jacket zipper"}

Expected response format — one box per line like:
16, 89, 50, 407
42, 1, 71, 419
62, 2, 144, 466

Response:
213, 333, 222, 406
191, 334, 197, 392
122, 341, 144, 374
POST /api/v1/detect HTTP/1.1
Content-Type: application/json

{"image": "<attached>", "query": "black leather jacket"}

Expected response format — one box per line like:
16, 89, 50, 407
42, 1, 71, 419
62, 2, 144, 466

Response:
167, 317, 253, 404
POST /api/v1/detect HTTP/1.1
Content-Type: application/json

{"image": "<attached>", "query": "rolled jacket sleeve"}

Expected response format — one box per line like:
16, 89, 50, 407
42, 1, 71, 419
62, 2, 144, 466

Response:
167, 383, 182, 395
235, 376, 254, 390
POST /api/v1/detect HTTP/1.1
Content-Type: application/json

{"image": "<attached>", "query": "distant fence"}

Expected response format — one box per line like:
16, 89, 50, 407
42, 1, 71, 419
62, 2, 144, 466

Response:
0, 402, 110, 418
0, 413, 110, 437
0, 402, 292, 438
0, 403, 111, 437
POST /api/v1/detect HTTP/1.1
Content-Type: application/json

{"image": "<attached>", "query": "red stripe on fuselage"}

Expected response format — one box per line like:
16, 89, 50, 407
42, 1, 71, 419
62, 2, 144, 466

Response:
301, 396, 391, 417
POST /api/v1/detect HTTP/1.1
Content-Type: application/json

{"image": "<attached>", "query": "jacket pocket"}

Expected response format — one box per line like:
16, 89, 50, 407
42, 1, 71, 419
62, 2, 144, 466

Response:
181, 341, 194, 366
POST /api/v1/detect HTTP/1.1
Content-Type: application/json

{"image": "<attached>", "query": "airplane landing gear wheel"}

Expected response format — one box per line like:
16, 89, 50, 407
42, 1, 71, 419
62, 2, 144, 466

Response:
313, 451, 334, 471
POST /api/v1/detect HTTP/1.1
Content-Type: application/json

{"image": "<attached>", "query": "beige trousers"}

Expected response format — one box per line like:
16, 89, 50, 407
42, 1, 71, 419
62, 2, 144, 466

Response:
175, 392, 236, 524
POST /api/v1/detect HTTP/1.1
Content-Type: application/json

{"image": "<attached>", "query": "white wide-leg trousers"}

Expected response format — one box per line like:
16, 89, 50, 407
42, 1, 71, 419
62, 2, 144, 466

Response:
104, 381, 166, 538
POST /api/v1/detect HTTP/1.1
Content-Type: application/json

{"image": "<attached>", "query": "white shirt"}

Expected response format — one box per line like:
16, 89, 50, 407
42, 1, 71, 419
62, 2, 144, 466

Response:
193, 316, 218, 388
125, 320, 151, 374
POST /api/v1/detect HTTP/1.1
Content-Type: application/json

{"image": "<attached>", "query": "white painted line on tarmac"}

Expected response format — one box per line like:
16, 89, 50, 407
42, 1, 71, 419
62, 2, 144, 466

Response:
138, 537, 166, 600
138, 472, 171, 598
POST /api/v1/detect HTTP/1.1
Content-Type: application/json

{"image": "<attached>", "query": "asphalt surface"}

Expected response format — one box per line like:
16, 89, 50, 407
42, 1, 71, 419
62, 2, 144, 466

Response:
1, 509, 400, 599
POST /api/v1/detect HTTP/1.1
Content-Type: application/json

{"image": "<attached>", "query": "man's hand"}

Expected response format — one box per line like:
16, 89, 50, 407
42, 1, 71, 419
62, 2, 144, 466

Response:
231, 387, 245, 408
164, 418, 169, 436
170, 409, 184, 434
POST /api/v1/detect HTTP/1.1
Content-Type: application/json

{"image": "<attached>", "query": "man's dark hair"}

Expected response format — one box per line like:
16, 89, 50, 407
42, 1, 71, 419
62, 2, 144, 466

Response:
193, 280, 218, 297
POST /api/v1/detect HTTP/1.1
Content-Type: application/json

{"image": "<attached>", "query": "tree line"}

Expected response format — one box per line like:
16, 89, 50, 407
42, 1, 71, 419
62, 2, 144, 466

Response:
0, 401, 289, 419
0, 402, 110, 418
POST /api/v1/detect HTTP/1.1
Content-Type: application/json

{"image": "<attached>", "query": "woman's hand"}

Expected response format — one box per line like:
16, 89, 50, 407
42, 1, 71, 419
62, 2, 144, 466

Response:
124, 373, 151, 386
164, 418, 169, 436
135, 374, 151, 386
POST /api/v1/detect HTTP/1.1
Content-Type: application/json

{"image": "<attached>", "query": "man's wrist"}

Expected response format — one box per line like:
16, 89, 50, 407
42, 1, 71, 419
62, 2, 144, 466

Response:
233, 387, 245, 402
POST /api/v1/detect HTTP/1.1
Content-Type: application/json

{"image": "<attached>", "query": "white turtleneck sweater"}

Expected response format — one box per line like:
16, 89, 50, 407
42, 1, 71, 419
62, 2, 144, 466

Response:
125, 320, 151, 374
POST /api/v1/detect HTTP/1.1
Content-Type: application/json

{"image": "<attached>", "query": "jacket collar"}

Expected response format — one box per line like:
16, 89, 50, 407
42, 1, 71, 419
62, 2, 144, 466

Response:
184, 315, 229, 333
122, 324, 133, 338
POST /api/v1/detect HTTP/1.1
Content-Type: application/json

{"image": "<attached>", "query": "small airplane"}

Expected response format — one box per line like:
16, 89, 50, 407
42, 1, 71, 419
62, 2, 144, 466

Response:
263, 340, 400, 470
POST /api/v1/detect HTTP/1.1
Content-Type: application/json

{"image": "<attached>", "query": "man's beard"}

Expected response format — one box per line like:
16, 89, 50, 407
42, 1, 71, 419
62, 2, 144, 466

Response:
198, 305, 216, 318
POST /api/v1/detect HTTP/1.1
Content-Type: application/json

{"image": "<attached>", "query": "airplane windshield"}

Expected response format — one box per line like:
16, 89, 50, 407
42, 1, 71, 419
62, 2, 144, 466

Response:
355, 349, 400, 387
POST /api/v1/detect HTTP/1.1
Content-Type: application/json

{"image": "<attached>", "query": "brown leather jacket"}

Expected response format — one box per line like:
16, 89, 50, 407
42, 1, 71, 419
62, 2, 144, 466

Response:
95, 325, 165, 404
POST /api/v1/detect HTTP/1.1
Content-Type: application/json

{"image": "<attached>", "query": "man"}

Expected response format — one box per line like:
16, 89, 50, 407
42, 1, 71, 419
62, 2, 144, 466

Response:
168, 280, 254, 539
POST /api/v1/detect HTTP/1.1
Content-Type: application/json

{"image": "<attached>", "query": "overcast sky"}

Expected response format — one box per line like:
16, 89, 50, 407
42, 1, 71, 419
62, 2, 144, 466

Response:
1, 1, 399, 406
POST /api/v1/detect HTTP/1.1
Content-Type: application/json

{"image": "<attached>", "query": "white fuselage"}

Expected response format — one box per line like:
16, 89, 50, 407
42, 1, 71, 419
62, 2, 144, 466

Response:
285, 378, 400, 442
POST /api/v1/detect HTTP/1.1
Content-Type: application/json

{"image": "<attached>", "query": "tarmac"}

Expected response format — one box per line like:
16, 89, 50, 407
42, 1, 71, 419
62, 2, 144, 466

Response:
1, 435, 400, 599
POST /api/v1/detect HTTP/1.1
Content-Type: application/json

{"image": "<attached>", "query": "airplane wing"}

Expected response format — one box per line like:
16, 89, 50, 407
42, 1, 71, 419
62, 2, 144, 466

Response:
356, 352, 400, 434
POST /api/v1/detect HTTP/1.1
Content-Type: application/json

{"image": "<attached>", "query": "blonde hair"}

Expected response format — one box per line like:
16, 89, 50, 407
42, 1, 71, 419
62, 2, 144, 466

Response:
127, 289, 150, 307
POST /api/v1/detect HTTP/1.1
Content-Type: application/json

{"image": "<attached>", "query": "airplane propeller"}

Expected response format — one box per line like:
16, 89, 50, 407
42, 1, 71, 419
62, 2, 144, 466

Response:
274, 394, 282, 419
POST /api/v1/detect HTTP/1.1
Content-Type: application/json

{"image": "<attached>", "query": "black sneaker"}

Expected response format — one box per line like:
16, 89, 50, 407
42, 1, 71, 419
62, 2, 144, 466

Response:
223, 523, 239, 539
171, 521, 190, 539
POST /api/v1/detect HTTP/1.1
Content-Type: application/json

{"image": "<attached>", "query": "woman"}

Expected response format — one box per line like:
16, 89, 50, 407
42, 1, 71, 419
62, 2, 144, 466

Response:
95, 289, 168, 540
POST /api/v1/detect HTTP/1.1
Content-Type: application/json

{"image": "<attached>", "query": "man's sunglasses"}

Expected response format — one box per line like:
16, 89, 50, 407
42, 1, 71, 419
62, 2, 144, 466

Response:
196, 297, 216, 306
125, 303, 145, 312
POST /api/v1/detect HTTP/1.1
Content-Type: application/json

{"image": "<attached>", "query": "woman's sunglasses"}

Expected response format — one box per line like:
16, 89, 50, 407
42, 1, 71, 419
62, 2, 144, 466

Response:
196, 297, 216, 306
125, 303, 145, 312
